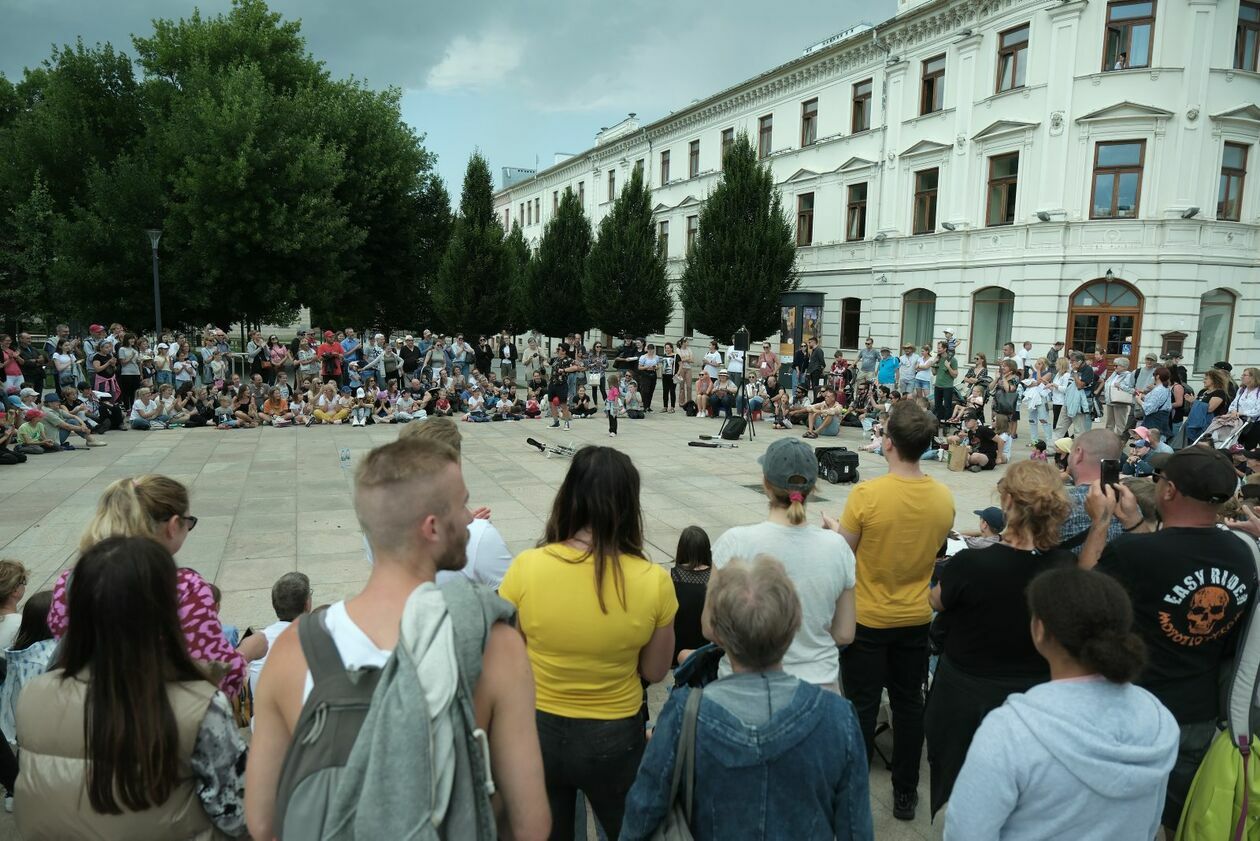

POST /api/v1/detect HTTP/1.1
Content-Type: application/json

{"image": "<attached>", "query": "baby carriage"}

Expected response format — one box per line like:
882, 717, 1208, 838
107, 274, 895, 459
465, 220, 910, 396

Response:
1190, 415, 1252, 450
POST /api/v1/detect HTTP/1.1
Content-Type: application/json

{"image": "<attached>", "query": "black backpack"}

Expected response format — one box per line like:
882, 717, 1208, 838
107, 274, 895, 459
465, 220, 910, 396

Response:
720, 417, 747, 440
682, 400, 698, 417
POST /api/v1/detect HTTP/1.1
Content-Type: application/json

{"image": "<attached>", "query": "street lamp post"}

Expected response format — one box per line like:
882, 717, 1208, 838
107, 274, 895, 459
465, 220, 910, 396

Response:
146, 229, 163, 341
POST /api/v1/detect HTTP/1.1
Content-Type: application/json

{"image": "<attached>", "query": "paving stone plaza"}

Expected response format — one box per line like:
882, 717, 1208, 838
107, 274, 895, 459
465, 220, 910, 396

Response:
0, 412, 1010, 839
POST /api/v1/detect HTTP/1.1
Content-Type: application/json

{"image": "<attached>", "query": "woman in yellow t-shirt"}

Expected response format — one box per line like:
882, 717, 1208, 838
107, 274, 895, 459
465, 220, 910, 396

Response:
499, 446, 677, 841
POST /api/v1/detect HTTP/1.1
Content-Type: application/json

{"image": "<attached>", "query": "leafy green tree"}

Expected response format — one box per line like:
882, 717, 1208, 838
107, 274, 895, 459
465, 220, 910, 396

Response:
584, 168, 671, 338
502, 221, 532, 332
0, 41, 144, 215
679, 133, 797, 341
0, 174, 58, 332
525, 188, 592, 338
0, 0, 449, 330
432, 152, 507, 336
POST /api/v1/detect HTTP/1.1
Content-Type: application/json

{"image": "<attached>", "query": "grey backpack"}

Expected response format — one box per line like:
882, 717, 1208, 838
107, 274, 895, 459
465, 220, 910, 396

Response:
272, 579, 508, 840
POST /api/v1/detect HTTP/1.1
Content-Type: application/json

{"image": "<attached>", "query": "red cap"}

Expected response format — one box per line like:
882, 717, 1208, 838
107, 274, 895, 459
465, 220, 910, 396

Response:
24, 409, 43, 421
323, 330, 335, 339
89, 323, 104, 333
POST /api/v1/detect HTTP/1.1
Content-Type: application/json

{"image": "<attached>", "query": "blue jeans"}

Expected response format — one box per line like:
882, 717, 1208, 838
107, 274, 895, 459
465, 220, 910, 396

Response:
155, 370, 173, 386
737, 395, 763, 413
537, 709, 644, 841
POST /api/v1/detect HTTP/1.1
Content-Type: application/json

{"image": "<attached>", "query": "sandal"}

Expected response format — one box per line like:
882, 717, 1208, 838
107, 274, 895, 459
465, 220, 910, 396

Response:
803, 431, 818, 439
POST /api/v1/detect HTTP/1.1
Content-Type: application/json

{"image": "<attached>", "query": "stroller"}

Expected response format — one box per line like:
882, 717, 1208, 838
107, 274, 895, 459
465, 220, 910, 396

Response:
1189, 415, 1253, 450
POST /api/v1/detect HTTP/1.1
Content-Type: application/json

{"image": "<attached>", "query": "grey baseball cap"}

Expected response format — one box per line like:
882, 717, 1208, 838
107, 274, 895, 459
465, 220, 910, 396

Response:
758, 438, 818, 492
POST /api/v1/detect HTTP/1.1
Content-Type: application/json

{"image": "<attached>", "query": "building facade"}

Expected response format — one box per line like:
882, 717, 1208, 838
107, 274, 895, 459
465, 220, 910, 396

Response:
494, 0, 1260, 371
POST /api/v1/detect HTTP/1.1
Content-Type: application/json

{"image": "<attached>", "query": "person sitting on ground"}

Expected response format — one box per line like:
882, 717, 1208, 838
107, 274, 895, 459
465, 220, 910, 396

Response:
620, 556, 874, 841
17, 409, 58, 453
260, 388, 293, 426
433, 387, 453, 417
965, 424, 1001, 472
945, 568, 1178, 841
0, 561, 25, 655
925, 461, 1074, 817
1082, 446, 1258, 830
40, 392, 104, 447
950, 506, 1005, 550
801, 388, 845, 439
16, 537, 250, 840
372, 390, 396, 424
623, 382, 645, 417
393, 389, 420, 422
129, 387, 164, 430
231, 388, 259, 428
571, 385, 596, 418
712, 437, 856, 688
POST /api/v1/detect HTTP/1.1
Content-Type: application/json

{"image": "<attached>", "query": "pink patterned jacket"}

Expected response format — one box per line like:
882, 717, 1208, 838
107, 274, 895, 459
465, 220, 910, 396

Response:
47, 566, 247, 697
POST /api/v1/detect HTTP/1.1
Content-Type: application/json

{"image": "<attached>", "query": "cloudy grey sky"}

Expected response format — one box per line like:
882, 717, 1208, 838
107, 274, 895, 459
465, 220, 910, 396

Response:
0, 0, 893, 196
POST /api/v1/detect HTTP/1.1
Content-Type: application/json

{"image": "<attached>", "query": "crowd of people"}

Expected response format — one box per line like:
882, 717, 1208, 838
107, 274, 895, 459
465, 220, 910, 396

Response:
0, 389, 1254, 839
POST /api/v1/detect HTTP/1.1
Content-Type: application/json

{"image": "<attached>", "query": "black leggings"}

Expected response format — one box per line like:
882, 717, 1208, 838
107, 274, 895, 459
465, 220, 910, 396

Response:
639, 373, 657, 411
537, 709, 644, 840
661, 375, 676, 409
1052, 404, 1062, 428
0, 736, 16, 793
608, 412, 618, 434
118, 374, 142, 409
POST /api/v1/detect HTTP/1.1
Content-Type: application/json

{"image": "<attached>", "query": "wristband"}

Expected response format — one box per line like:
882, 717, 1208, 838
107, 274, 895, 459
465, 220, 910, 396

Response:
1122, 518, 1144, 532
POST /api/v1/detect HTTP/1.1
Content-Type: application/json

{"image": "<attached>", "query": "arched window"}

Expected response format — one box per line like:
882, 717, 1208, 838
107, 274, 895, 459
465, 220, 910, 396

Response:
1067, 277, 1144, 368
1196, 289, 1236, 371
969, 286, 1016, 362
901, 288, 937, 349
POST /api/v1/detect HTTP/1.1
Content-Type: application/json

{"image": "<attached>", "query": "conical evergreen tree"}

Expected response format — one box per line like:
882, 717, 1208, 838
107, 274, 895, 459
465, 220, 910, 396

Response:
525, 187, 592, 337
502, 220, 532, 331
432, 151, 506, 335
679, 133, 798, 341
584, 166, 672, 339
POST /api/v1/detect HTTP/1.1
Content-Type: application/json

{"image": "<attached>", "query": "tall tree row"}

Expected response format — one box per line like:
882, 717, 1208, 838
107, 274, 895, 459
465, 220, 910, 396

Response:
0, 0, 449, 331
584, 167, 671, 339
432, 152, 508, 337
679, 133, 798, 341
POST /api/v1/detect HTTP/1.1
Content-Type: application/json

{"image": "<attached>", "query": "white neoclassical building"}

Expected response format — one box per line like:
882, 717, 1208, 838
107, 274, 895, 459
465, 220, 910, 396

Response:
494, 0, 1260, 372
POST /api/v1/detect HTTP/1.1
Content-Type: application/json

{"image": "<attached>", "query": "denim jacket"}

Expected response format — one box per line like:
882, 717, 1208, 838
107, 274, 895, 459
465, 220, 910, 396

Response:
620, 674, 873, 841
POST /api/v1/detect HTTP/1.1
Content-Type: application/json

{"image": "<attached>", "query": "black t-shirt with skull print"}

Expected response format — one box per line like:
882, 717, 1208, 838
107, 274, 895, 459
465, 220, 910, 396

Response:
1098, 526, 1257, 724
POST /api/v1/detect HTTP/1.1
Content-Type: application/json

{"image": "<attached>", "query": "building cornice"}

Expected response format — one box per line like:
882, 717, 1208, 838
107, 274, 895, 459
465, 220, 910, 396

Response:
495, 0, 1049, 199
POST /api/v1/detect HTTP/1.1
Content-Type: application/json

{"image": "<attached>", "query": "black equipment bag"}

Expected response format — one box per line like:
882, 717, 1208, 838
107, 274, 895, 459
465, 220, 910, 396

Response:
719, 416, 747, 440
816, 446, 859, 484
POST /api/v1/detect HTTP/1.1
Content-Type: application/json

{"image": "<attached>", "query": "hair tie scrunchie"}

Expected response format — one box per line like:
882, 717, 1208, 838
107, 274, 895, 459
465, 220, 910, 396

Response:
788, 491, 804, 503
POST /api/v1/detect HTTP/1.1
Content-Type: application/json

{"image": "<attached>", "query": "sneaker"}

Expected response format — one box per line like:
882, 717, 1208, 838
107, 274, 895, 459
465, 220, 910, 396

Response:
87, 440, 107, 447
4, 795, 11, 813
893, 789, 918, 821
305, 416, 315, 427
550, 420, 560, 428
60, 443, 77, 451
564, 421, 571, 430
608, 432, 616, 437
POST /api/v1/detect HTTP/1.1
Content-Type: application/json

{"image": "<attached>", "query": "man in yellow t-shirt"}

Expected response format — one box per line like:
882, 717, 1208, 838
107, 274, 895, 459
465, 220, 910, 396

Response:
824, 402, 954, 823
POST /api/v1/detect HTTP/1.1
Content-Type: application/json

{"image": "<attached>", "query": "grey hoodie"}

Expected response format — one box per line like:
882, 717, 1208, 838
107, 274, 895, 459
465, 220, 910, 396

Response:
944, 677, 1179, 841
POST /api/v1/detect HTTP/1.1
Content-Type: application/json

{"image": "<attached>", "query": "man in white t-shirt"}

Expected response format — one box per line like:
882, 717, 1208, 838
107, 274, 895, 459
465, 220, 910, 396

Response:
710, 437, 857, 688
725, 346, 745, 391
245, 437, 549, 840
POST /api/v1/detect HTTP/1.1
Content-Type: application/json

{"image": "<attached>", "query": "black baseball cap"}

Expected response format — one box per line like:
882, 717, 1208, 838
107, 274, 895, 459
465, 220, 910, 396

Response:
974, 506, 1006, 532
1149, 447, 1239, 504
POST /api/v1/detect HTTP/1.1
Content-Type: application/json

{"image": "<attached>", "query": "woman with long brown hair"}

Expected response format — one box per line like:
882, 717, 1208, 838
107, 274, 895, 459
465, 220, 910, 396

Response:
924, 460, 1074, 817
16, 537, 247, 838
47, 475, 248, 696
499, 446, 677, 841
